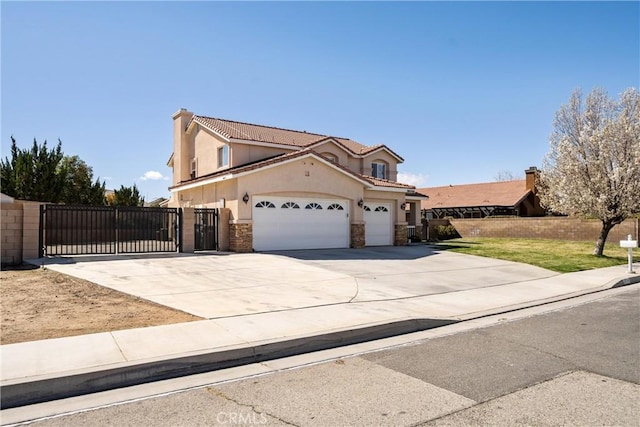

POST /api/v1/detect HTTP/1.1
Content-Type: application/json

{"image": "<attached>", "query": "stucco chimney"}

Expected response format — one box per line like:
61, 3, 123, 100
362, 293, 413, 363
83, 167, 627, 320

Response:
525, 166, 538, 193
172, 108, 194, 184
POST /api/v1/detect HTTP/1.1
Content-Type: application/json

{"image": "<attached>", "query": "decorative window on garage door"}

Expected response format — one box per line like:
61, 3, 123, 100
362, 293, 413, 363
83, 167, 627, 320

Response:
255, 201, 276, 208
363, 206, 371, 211
375, 206, 389, 212
327, 203, 344, 210
281, 202, 300, 209
305, 202, 322, 210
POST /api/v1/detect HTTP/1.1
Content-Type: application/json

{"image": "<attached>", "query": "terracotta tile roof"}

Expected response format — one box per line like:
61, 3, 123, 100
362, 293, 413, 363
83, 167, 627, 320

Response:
406, 190, 429, 198
362, 175, 415, 189
190, 115, 403, 160
170, 149, 416, 191
419, 180, 530, 210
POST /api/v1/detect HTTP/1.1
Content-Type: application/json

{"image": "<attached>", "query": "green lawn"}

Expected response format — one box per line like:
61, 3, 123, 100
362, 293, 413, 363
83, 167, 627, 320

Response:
432, 238, 637, 273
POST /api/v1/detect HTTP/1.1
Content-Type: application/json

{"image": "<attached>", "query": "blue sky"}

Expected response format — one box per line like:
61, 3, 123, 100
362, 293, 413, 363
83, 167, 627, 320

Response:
2, 1, 638, 200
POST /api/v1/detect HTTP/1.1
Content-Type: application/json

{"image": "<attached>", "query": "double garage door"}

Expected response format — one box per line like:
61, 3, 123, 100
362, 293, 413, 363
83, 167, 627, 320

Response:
253, 197, 349, 251
253, 197, 394, 251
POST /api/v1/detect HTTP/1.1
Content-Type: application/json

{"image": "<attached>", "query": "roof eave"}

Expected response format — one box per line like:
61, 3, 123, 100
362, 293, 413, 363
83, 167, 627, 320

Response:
191, 116, 231, 142
362, 145, 404, 162
170, 151, 410, 194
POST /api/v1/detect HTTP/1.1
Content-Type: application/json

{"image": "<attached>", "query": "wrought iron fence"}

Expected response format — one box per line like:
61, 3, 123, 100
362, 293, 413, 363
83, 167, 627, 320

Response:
40, 205, 180, 256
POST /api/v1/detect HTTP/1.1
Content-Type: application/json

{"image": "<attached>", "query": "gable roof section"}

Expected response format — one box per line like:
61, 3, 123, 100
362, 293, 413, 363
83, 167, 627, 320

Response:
189, 115, 403, 161
419, 180, 530, 210
170, 149, 413, 193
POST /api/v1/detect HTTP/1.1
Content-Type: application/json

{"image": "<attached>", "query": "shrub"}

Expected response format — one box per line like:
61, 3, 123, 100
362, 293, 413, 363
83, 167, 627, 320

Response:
435, 225, 459, 240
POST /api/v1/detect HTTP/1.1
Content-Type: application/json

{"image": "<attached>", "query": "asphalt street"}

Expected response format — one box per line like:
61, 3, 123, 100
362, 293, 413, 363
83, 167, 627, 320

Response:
12, 287, 640, 427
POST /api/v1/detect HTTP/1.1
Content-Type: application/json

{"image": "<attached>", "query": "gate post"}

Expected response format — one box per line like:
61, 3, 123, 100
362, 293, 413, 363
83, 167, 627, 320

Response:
22, 202, 43, 260
181, 207, 195, 253
39, 204, 45, 258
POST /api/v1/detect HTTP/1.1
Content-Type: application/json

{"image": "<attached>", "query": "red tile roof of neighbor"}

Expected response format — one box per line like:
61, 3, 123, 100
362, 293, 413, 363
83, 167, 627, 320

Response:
190, 115, 403, 160
418, 180, 531, 210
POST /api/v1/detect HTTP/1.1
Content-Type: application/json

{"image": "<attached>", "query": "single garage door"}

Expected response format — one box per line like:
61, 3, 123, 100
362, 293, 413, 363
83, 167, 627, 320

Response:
253, 196, 349, 251
364, 203, 392, 246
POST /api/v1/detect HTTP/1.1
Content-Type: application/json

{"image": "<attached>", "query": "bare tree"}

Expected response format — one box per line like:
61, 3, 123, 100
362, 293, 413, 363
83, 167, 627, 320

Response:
494, 170, 520, 181
537, 87, 640, 256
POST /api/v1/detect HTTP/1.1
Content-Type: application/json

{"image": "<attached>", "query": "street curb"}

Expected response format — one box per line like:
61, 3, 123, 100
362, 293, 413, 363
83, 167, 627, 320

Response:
2, 275, 638, 410
1, 318, 456, 409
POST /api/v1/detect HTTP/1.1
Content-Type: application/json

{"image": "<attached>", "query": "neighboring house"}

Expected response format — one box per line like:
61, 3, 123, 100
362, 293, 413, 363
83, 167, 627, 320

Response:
167, 109, 427, 252
1, 192, 15, 204
144, 197, 168, 207
419, 167, 545, 219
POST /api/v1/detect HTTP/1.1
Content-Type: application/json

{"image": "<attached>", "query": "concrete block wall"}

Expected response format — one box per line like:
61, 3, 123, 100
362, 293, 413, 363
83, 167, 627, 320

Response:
1, 202, 24, 265
445, 217, 639, 242
22, 202, 43, 260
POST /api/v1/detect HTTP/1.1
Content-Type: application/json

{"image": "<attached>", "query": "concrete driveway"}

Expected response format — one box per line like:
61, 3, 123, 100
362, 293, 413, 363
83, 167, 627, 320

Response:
38, 246, 558, 319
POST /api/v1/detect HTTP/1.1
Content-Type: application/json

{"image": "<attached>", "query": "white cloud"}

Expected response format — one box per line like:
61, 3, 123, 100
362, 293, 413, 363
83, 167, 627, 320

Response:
397, 172, 428, 187
103, 176, 113, 181
140, 170, 169, 181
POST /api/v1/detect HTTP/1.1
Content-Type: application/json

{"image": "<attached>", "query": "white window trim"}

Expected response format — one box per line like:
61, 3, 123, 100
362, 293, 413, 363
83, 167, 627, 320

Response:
218, 145, 229, 168
371, 162, 386, 179
190, 158, 197, 179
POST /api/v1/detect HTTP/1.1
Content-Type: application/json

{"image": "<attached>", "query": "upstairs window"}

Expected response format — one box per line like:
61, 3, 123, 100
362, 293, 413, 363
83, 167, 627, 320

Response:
322, 153, 337, 163
218, 145, 229, 168
371, 162, 386, 179
190, 158, 197, 179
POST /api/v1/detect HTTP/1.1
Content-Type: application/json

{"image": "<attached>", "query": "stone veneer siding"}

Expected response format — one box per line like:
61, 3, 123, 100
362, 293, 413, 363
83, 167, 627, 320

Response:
229, 223, 253, 252
350, 223, 365, 248
394, 224, 407, 246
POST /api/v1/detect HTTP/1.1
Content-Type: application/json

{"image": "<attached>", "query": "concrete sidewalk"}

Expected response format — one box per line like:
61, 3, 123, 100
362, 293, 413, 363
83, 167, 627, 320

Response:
1, 255, 638, 409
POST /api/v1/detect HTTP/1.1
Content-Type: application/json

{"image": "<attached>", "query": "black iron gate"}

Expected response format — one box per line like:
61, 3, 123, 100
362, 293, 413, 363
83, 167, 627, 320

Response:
194, 208, 218, 251
40, 205, 181, 256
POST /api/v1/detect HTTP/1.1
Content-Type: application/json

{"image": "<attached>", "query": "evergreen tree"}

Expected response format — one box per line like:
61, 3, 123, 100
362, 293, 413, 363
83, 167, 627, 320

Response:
59, 155, 106, 205
0, 136, 66, 202
108, 184, 145, 207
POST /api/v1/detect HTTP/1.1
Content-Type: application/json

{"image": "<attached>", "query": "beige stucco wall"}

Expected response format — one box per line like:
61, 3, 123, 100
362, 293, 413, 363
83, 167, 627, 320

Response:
232, 143, 294, 166
171, 155, 409, 225
314, 140, 350, 166
172, 109, 194, 185
347, 157, 363, 175
362, 151, 399, 181
236, 158, 367, 223
193, 127, 225, 177
173, 179, 238, 210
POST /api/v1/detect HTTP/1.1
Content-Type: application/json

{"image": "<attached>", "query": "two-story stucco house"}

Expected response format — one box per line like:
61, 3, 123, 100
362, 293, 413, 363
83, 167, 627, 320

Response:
167, 109, 426, 252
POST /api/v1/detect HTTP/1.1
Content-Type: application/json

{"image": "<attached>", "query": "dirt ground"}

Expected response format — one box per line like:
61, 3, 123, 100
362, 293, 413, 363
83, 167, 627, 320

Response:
0, 265, 201, 345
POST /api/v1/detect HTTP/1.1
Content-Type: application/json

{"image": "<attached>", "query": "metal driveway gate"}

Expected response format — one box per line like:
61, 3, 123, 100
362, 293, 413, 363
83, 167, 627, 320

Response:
194, 208, 218, 251
40, 205, 181, 256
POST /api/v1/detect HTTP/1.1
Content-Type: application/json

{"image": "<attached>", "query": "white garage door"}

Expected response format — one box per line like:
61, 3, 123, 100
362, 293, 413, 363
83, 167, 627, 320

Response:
364, 203, 393, 246
253, 196, 349, 251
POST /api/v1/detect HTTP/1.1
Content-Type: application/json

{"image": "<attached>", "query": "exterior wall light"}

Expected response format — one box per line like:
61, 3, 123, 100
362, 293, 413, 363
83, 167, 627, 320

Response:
242, 192, 249, 204
400, 202, 407, 210
357, 198, 364, 208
